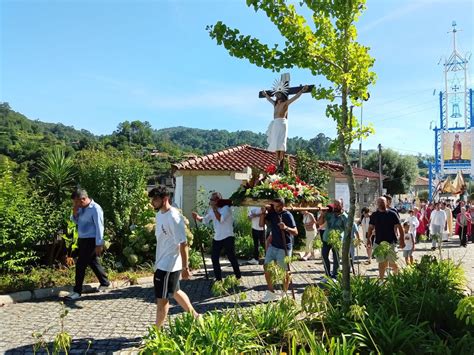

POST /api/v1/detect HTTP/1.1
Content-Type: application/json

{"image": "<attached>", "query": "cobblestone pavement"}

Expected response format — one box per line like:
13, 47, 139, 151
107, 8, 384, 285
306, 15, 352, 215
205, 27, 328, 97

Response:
1, 240, 473, 354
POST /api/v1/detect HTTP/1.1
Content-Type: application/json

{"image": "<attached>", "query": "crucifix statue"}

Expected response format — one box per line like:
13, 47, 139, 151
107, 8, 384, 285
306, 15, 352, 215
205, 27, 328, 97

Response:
259, 73, 313, 172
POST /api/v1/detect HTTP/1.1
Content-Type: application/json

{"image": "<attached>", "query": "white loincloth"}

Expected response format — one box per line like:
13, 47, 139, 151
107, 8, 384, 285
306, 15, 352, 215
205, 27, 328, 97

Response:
266, 118, 288, 152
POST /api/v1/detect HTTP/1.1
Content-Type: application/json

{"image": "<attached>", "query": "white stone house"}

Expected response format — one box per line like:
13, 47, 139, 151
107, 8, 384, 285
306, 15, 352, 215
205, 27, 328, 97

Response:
172, 145, 382, 220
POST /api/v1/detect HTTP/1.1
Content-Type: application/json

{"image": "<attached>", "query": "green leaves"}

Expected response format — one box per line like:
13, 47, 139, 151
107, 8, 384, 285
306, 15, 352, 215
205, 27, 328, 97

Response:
296, 150, 330, 188
211, 275, 242, 296
327, 229, 343, 251
455, 296, 474, 326
38, 147, 76, 205
76, 149, 151, 266
0, 162, 62, 272
364, 148, 419, 195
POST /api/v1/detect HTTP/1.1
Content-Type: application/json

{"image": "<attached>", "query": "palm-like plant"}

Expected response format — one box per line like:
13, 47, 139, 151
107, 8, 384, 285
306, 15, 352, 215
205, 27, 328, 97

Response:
38, 148, 76, 204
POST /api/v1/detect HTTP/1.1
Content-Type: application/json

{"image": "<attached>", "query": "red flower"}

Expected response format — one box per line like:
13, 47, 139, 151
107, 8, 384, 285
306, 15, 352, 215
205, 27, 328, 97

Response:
265, 164, 277, 174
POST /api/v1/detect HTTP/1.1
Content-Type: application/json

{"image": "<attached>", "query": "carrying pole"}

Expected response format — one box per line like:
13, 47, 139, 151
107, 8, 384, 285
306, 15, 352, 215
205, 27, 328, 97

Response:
193, 220, 209, 280
279, 215, 296, 300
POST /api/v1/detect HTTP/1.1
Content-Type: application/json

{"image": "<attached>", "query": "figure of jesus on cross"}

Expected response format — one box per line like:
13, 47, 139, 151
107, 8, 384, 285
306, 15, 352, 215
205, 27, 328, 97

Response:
260, 73, 313, 171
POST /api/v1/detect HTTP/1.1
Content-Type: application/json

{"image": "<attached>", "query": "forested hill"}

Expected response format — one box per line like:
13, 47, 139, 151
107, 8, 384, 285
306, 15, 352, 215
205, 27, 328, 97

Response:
0, 103, 98, 169
154, 126, 336, 158
0, 102, 338, 161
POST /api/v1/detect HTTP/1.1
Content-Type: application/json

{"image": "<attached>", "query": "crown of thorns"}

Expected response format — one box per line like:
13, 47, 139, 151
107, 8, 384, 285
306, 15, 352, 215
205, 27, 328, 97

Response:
272, 78, 289, 96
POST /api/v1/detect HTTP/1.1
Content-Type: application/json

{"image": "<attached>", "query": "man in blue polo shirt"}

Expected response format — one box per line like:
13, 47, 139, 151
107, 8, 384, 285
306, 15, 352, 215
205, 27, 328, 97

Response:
259, 198, 298, 302
66, 188, 110, 300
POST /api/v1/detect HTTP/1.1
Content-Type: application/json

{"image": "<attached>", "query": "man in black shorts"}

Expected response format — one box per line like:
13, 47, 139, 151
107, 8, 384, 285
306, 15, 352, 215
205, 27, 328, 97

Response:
368, 197, 405, 279
149, 186, 200, 327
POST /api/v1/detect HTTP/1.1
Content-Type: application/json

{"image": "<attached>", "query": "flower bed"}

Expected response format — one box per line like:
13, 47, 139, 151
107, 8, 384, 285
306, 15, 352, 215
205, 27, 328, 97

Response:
230, 164, 328, 207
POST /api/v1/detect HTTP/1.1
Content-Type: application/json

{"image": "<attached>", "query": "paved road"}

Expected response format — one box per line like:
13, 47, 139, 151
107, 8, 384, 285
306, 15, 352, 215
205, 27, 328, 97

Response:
1, 240, 473, 354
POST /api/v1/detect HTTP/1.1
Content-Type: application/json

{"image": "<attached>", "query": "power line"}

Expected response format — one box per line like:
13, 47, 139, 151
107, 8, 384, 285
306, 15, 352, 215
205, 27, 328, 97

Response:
371, 105, 436, 123
369, 87, 436, 107
384, 146, 433, 155
371, 97, 435, 114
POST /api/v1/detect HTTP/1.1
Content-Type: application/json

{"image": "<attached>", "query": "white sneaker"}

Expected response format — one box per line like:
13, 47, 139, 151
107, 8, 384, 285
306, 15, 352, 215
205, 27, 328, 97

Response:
97, 285, 110, 292
248, 258, 259, 265
66, 292, 81, 300
261, 291, 279, 303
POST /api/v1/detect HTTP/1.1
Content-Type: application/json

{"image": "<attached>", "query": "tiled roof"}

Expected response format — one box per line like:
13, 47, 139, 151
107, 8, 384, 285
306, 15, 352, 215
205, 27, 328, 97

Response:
173, 145, 382, 180
173, 145, 296, 171
415, 176, 429, 186
319, 161, 383, 179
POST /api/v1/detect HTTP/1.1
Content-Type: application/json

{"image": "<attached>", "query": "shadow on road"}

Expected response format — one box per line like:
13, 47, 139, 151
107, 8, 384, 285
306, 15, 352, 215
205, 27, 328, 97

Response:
4, 336, 142, 354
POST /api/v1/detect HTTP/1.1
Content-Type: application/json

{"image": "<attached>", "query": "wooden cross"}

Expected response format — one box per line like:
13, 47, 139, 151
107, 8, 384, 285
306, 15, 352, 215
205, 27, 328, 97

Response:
258, 73, 314, 98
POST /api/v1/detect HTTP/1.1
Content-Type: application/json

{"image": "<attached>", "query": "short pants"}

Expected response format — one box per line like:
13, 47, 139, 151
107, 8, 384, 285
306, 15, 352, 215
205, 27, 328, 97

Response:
154, 269, 180, 299
264, 245, 292, 269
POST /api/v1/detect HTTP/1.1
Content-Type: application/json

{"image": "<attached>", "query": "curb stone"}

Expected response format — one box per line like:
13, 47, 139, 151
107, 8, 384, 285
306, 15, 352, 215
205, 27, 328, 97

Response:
0, 275, 154, 305
0, 290, 32, 305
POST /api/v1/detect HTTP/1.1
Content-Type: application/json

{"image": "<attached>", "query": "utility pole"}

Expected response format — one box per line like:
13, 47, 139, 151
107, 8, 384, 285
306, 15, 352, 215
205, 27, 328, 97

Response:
378, 144, 383, 196
358, 104, 363, 168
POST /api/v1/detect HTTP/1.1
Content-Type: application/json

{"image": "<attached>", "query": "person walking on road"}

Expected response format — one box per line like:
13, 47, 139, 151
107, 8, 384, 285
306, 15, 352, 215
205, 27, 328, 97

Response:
248, 206, 266, 265
301, 210, 317, 261
192, 192, 241, 281
318, 200, 347, 280
66, 189, 110, 300
429, 202, 447, 250
455, 206, 471, 248
259, 198, 298, 302
149, 186, 199, 327
359, 207, 373, 264
367, 197, 405, 279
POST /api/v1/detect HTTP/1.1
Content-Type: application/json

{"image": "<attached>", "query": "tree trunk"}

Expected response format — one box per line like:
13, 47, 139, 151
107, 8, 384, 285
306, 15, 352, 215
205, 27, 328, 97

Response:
339, 86, 357, 309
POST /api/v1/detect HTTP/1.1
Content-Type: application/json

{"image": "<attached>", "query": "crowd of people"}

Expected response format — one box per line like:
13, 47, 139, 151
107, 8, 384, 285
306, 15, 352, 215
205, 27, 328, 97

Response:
64, 186, 473, 327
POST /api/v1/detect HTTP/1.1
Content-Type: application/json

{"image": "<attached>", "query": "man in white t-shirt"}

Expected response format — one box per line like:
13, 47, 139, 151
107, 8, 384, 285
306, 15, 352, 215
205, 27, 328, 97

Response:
248, 206, 265, 265
429, 202, 447, 250
406, 209, 420, 238
192, 192, 242, 281
148, 186, 199, 328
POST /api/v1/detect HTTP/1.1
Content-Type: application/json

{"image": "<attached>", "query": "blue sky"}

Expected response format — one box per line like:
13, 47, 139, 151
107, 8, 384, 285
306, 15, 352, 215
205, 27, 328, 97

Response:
1, 0, 473, 155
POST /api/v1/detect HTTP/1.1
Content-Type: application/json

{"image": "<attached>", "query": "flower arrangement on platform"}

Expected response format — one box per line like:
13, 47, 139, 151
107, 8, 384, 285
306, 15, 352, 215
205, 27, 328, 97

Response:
230, 164, 328, 207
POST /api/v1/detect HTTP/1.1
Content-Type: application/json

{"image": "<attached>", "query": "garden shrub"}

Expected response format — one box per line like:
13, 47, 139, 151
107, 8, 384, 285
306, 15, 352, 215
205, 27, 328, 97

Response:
0, 165, 65, 272
318, 255, 474, 353
234, 233, 254, 259
0, 265, 153, 294
142, 311, 263, 354
76, 149, 151, 265
233, 207, 251, 236
190, 224, 213, 253
246, 297, 300, 346
188, 248, 203, 270
387, 255, 468, 335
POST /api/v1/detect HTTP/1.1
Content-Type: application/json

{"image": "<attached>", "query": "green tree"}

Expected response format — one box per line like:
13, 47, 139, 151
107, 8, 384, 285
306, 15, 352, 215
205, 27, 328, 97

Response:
75, 149, 150, 255
208, 0, 376, 305
38, 148, 76, 204
296, 150, 330, 189
365, 149, 418, 195
112, 120, 154, 148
